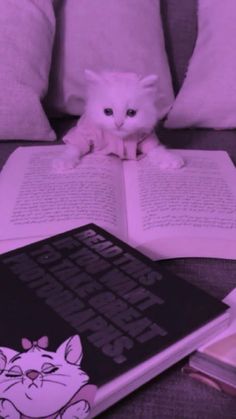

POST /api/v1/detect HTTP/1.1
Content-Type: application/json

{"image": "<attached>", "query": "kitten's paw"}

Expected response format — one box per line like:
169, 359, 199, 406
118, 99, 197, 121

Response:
52, 156, 80, 172
158, 153, 184, 170
62, 400, 90, 419
52, 144, 82, 172
0, 399, 20, 419
148, 148, 184, 169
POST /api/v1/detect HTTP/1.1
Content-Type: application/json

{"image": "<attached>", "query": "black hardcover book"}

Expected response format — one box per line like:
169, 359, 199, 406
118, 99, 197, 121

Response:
0, 224, 229, 418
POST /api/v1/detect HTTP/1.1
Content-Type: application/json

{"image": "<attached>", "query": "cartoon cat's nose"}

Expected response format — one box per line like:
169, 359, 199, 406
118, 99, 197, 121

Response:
115, 121, 124, 129
26, 369, 40, 381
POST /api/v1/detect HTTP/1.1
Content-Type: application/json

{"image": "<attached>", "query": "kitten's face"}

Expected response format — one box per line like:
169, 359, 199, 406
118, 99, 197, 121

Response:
85, 71, 159, 138
0, 336, 88, 417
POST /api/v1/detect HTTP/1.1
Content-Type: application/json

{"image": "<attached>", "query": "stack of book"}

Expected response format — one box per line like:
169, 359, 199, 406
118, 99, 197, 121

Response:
183, 288, 236, 397
0, 224, 231, 417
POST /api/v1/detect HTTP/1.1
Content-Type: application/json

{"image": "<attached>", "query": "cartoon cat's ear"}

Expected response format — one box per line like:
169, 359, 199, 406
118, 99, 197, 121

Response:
140, 74, 159, 90
85, 69, 101, 84
0, 348, 18, 373
0, 350, 7, 373
57, 335, 83, 365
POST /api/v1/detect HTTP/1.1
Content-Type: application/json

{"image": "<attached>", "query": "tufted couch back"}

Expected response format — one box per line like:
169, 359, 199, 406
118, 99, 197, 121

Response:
160, 0, 197, 93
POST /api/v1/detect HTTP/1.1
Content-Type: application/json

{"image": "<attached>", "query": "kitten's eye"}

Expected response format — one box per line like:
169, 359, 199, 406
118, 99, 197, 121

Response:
126, 109, 137, 117
42, 363, 59, 374
104, 108, 113, 116
6, 366, 23, 378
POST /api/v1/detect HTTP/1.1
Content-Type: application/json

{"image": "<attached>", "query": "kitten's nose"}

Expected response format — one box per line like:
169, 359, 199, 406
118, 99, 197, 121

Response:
26, 369, 40, 381
115, 121, 124, 129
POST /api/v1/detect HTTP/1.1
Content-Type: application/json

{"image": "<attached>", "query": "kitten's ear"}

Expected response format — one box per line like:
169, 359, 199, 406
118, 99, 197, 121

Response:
140, 74, 159, 90
57, 335, 83, 365
85, 69, 101, 84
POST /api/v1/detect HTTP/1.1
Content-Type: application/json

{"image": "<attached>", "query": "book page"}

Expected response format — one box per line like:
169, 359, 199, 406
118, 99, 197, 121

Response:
0, 146, 127, 249
123, 150, 236, 259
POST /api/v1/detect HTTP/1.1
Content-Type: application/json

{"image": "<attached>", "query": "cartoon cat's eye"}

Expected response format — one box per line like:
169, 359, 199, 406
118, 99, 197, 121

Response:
104, 108, 113, 116
41, 363, 59, 374
6, 366, 23, 378
126, 109, 137, 117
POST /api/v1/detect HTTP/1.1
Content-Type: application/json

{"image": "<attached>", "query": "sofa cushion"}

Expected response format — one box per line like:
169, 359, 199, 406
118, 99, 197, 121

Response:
0, 0, 56, 141
46, 0, 174, 120
165, 0, 236, 129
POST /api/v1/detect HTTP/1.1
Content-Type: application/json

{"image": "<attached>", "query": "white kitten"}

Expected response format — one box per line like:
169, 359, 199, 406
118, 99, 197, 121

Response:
53, 70, 184, 170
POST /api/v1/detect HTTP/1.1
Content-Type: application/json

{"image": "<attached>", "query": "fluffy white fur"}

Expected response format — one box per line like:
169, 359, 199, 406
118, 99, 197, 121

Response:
53, 70, 184, 170
85, 70, 159, 138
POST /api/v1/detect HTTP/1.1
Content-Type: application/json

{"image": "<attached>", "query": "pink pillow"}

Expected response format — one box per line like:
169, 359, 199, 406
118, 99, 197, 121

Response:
165, 0, 236, 129
47, 0, 174, 119
0, 0, 56, 141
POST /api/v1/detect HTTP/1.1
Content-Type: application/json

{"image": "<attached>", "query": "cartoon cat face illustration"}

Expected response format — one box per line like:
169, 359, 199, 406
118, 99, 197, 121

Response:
0, 335, 89, 417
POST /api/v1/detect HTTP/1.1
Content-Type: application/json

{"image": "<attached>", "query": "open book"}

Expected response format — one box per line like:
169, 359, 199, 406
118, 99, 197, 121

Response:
0, 145, 236, 259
